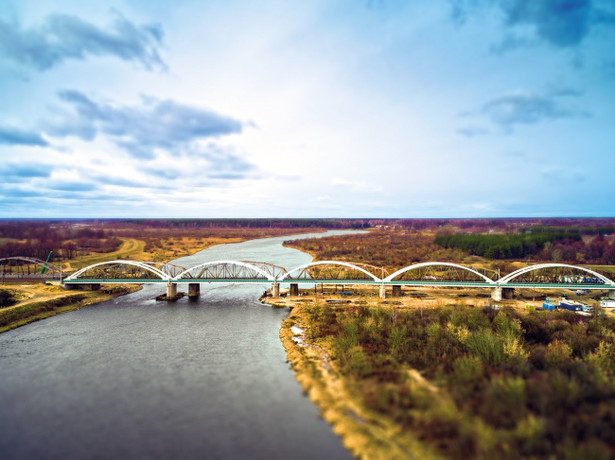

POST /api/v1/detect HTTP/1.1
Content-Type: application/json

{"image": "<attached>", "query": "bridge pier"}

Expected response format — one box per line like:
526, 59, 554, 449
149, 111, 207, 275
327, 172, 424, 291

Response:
607, 290, 615, 300
188, 283, 200, 299
491, 287, 514, 301
289, 283, 299, 296
166, 282, 177, 298
271, 282, 280, 298
379, 284, 386, 299
392, 285, 402, 297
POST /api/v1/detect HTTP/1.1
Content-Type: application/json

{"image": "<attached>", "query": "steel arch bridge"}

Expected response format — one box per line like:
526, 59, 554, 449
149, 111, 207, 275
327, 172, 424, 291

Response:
172, 260, 286, 283
59, 258, 615, 294
64, 260, 187, 283
0, 257, 64, 280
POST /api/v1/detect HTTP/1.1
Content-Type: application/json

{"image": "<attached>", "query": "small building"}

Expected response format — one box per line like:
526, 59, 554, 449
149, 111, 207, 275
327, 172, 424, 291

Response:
600, 300, 615, 309
542, 298, 558, 311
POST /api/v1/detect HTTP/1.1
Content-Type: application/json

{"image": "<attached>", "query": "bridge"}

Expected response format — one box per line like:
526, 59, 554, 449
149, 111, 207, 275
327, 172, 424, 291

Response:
50, 259, 615, 301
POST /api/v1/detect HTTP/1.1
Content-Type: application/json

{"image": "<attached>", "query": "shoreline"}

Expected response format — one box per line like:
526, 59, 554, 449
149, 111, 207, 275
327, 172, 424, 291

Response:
0, 284, 142, 334
265, 295, 439, 459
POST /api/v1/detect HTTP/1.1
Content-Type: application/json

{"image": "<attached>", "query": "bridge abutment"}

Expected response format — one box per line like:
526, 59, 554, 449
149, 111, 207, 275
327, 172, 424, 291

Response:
607, 290, 615, 300
188, 283, 200, 299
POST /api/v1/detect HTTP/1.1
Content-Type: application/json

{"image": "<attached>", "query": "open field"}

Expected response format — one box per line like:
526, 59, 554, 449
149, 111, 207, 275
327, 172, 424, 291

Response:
57, 236, 243, 271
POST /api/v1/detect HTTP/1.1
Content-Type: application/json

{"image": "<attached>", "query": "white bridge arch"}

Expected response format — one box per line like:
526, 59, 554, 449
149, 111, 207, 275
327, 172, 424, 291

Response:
499, 263, 615, 285
173, 260, 277, 281
383, 262, 496, 284
279, 261, 382, 282
64, 260, 169, 281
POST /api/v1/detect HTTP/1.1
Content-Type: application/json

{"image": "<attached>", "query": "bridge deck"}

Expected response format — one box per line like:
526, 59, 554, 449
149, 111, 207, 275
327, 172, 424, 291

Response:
63, 278, 615, 290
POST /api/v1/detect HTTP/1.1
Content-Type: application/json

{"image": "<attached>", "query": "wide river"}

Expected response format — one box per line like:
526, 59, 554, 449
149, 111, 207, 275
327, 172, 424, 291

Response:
0, 231, 359, 459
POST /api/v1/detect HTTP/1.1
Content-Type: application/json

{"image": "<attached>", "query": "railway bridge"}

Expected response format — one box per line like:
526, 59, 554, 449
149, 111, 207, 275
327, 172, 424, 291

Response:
52, 259, 615, 301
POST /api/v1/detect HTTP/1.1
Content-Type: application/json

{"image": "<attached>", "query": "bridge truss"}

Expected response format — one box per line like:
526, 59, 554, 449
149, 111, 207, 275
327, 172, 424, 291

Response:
0, 257, 64, 280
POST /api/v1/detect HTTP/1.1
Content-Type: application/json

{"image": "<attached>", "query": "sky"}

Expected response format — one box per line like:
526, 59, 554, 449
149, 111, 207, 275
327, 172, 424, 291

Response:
0, 0, 614, 218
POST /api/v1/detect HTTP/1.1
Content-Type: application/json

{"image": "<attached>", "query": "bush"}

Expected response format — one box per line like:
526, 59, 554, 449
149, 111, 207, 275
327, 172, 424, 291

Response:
0, 290, 16, 308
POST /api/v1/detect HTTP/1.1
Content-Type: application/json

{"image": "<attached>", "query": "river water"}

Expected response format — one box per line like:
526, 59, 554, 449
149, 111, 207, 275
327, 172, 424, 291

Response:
0, 231, 358, 459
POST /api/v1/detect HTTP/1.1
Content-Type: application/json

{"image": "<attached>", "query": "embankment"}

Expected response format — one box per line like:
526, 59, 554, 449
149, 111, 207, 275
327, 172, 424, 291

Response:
0, 285, 142, 333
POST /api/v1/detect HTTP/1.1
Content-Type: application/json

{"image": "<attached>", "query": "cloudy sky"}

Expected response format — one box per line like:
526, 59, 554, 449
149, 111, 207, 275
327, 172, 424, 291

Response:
1, 0, 614, 218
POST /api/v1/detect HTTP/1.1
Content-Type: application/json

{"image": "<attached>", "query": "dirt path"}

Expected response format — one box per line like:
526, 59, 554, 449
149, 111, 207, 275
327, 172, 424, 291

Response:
60, 238, 145, 271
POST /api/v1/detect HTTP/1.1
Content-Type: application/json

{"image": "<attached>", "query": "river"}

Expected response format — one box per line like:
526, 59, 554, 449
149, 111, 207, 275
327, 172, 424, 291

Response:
0, 230, 359, 459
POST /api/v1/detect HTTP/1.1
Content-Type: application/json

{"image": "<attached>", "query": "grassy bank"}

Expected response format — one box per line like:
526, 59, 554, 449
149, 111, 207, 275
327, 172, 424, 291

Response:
268, 294, 615, 459
277, 301, 440, 459
0, 284, 141, 333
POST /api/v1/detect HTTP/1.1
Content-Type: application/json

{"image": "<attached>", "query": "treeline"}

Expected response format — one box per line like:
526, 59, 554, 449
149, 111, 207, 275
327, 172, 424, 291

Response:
531, 225, 615, 236
434, 231, 615, 263
0, 221, 120, 260
107, 218, 370, 229
434, 232, 581, 259
393, 218, 615, 232
540, 236, 615, 264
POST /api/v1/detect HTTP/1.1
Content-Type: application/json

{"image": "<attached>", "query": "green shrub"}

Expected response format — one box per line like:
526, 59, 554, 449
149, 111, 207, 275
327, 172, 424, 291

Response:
464, 329, 505, 365
453, 355, 483, 384
482, 376, 527, 428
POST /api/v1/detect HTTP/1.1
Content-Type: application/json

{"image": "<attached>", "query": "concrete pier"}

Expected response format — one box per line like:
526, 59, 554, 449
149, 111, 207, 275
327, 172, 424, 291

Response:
392, 285, 402, 297
271, 282, 280, 298
289, 283, 299, 296
379, 284, 386, 299
188, 283, 200, 299
491, 287, 514, 301
166, 282, 177, 298
608, 290, 615, 300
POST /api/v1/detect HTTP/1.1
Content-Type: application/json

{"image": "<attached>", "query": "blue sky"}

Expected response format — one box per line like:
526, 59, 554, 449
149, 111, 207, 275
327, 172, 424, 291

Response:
0, 0, 614, 217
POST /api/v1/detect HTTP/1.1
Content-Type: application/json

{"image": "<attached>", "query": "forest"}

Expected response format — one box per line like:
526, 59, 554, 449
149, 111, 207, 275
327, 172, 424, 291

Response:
433, 231, 582, 260
434, 230, 615, 264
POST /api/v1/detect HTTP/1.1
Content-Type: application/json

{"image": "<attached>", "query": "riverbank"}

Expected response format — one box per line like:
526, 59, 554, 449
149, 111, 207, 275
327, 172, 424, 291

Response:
267, 295, 439, 459
0, 283, 142, 333
266, 290, 615, 459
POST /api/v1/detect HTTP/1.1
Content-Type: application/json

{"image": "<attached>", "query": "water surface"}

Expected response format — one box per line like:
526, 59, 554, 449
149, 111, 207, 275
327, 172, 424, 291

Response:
0, 231, 359, 459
